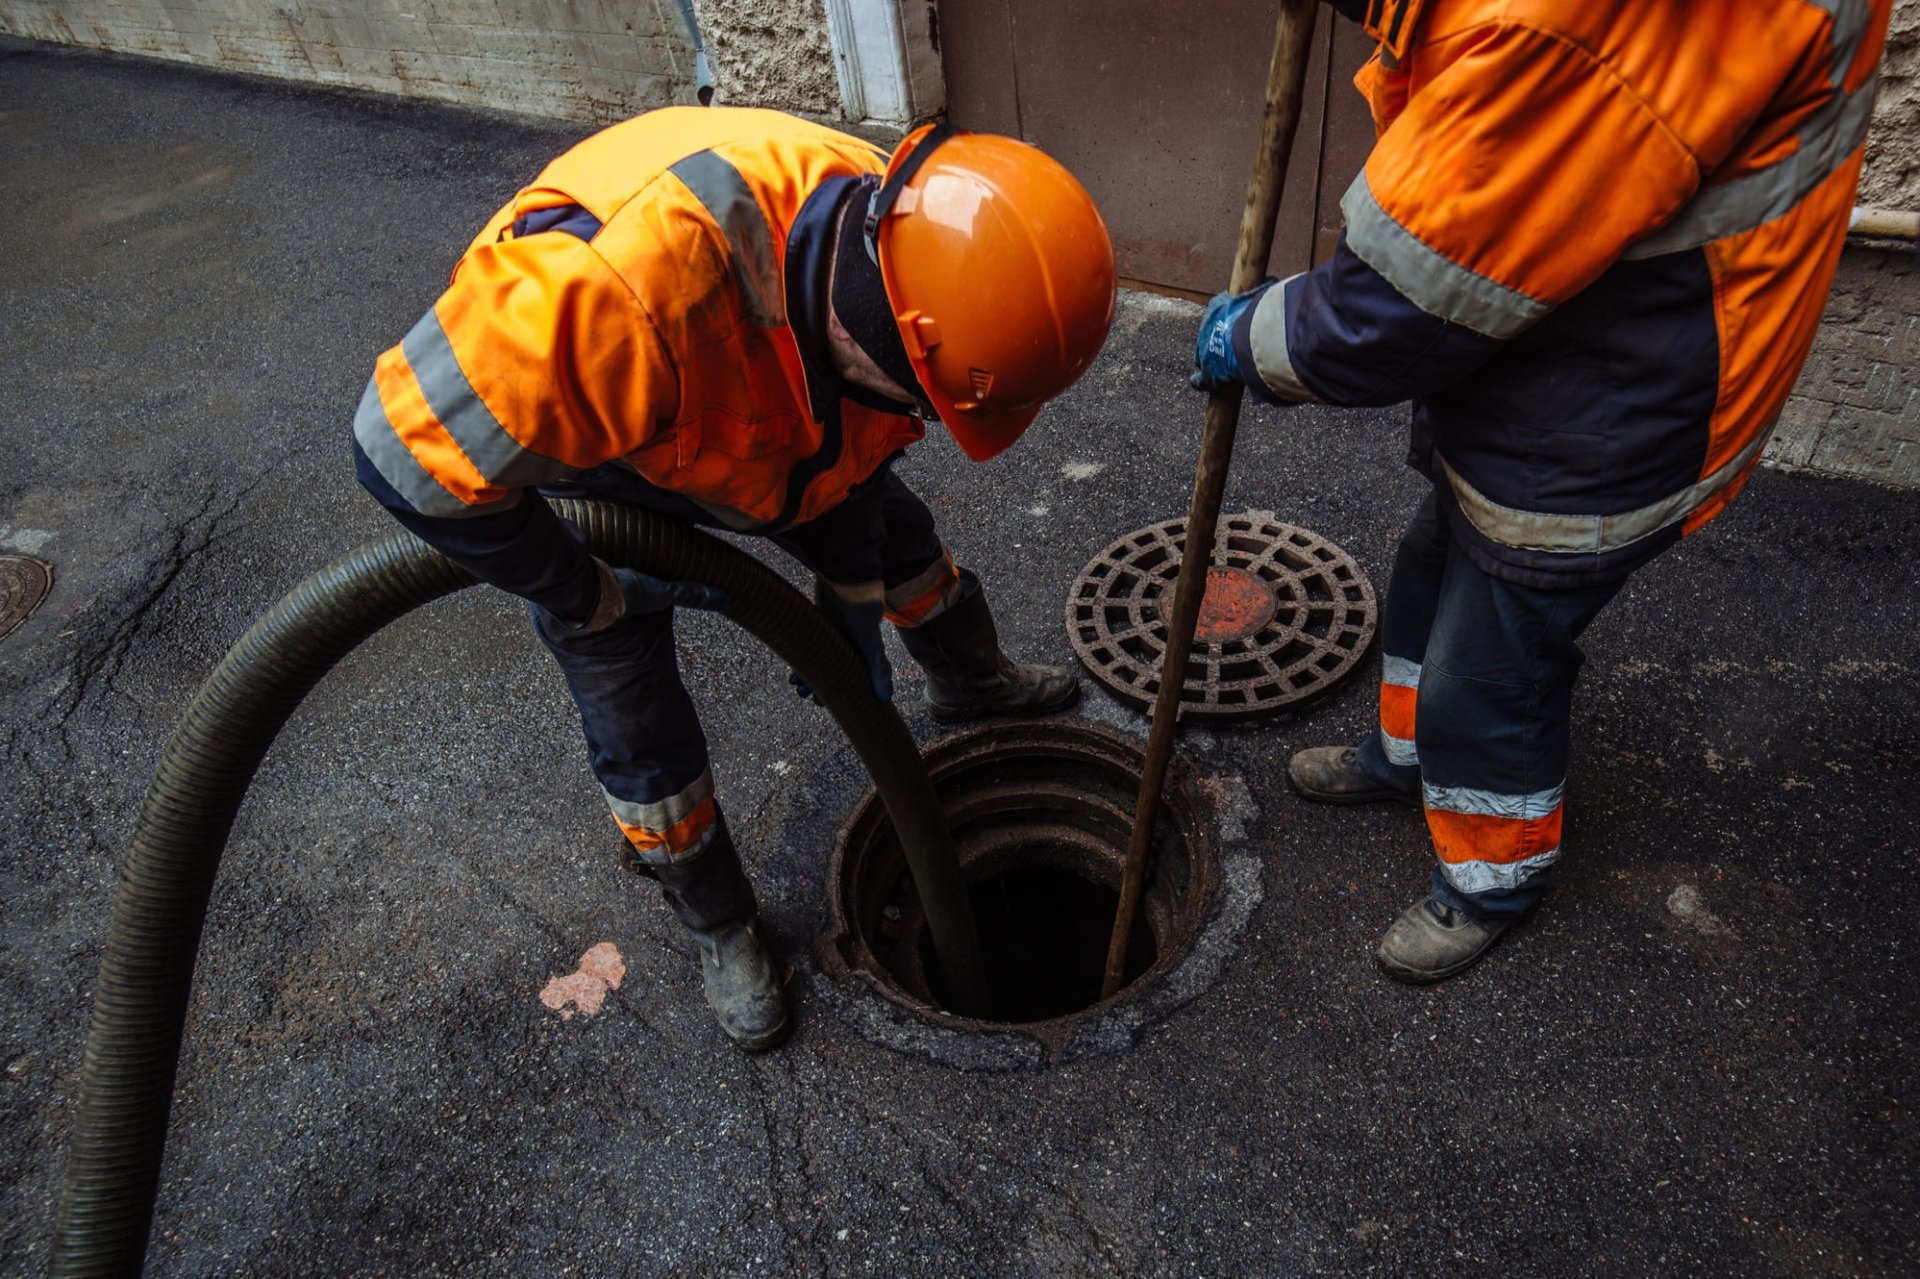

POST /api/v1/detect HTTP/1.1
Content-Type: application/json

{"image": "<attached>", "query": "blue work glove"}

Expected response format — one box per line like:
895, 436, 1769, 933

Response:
1190, 279, 1277, 392
790, 578, 894, 705
572, 557, 730, 631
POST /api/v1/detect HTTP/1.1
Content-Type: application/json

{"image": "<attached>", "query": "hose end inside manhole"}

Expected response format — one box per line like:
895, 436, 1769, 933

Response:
818, 720, 1214, 1049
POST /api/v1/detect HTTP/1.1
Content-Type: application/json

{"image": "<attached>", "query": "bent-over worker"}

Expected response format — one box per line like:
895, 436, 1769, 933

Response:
353, 109, 1117, 1047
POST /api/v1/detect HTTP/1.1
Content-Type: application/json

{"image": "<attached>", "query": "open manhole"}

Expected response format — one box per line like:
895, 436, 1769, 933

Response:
818, 720, 1216, 1060
1066, 512, 1377, 719
0, 555, 52, 642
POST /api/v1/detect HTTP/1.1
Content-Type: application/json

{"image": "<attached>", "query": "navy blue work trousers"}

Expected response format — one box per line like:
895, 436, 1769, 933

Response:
1353, 490, 1624, 918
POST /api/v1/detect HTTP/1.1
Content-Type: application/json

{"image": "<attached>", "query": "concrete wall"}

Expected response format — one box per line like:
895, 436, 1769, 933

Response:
0, 0, 704, 120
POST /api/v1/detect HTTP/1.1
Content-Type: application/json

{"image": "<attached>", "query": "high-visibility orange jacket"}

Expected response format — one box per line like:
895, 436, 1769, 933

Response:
1238, 0, 1890, 586
352, 108, 927, 622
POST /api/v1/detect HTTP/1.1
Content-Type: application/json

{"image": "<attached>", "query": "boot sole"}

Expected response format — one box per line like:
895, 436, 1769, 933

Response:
724, 1011, 792, 1053
925, 680, 1082, 725
1284, 771, 1422, 810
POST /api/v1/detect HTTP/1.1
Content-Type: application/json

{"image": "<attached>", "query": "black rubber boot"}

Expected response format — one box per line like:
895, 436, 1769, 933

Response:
635, 811, 791, 1052
897, 569, 1079, 723
1375, 896, 1513, 985
1286, 746, 1421, 808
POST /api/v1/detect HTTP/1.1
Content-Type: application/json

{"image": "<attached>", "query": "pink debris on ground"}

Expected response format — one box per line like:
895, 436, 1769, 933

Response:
539, 941, 627, 1020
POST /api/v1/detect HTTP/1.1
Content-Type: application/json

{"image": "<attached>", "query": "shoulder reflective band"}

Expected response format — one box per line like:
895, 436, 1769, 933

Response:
671, 149, 786, 328
863, 119, 961, 265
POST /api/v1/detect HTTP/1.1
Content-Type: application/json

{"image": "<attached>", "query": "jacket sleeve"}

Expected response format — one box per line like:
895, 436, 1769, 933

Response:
1238, 21, 1702, 407
351, 226, 678, 621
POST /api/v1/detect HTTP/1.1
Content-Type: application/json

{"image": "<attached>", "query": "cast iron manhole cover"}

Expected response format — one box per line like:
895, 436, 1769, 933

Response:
1066, 512, 1377, 719
0, 555, 52, 642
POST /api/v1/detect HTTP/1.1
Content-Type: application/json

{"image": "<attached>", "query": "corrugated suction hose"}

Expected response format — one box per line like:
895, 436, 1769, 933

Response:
51, 500, 987, 1277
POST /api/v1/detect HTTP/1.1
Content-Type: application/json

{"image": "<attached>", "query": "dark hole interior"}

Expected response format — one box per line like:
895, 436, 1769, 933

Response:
919, 865, 1159, 1023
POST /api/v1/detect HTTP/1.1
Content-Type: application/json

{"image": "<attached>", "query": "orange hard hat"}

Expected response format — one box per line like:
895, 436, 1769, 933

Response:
865, 122, 1117, 462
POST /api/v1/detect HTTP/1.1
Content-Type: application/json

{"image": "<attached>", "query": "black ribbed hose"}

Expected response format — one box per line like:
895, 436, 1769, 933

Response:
51, 500, 989, 1278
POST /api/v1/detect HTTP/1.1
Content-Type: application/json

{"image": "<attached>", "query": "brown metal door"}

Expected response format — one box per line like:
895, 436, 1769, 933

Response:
939, 1, 1376, 295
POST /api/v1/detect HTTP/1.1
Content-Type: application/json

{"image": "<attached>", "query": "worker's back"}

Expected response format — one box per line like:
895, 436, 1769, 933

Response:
1337, 0, 1891, 585
358, 107, 923, 532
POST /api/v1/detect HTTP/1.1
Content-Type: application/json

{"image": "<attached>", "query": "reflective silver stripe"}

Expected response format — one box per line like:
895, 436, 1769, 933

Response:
1381, 655, 1421, 689
669, 150, 785, 328
1244, 274, 1322, 403
1341, 172, 1552, 340
821, 575, 885, 605
1808, 0, 1871, 87
1381, 729, 1418, 768
602, 767, 714, 834
400, 307, 575, 492
883, 550, 958, 614
352, 374, 515, 518
1622, 74, 1876, 260
1422, 780, 1564, 821
1440, 847, 1560, 895
1438, 418, 1775, 556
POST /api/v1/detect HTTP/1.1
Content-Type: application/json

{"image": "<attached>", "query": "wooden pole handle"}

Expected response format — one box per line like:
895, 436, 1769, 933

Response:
1102, 0, 1321, 999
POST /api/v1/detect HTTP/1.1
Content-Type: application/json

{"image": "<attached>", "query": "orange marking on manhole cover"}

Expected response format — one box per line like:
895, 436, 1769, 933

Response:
539, 941, 626, 1020
1156, 566, 1278, 644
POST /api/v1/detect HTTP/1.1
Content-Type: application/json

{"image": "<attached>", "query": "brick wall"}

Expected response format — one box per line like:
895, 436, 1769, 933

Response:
1768, 246, 1919, 487
1764, 2, 1920, 489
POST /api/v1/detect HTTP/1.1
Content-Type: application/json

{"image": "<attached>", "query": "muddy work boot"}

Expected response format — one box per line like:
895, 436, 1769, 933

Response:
644, 814, 791, 1051
1375, 896, 1512, 985
1286, 745, 1420, 809
897, 570, 1078, 723
685, 919, 788, 1052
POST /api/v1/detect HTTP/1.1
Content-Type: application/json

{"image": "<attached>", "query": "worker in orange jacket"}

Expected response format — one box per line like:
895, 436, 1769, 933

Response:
1194, 0, 1890, 981
353, 109, 1116, 1048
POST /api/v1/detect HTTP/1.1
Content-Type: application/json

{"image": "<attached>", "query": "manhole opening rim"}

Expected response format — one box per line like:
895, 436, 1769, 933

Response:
818, 719, 1219, 1037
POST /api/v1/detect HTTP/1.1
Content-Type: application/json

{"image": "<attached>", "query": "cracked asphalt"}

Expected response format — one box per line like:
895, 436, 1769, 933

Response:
4, 39, 1919, 1278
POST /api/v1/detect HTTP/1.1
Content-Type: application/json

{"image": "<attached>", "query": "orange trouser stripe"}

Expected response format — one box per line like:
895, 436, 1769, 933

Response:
1426, 805, 1564, 868
1378, 681, 1418, 744
885, 557, 962, 628
613, 795, 718, 857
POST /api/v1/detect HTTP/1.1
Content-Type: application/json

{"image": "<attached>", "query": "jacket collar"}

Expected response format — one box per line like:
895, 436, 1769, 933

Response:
785, 175, 862, 424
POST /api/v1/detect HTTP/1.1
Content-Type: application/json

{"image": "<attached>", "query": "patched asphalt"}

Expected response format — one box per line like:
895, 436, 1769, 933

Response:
3, 41, 1917, 1277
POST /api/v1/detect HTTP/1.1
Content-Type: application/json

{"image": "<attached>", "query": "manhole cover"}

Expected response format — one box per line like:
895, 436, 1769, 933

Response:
1066, 512, 1377, 719
0, 555, 51, 642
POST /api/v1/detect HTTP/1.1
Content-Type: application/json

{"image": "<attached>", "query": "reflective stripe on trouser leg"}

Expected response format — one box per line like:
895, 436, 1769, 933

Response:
883, 546, 962, 627
774, 465, 962, 629
1356, 491, 1450, 782
529, 599, 720, 866
1415, 544, 1624, 918
876, 472, 961, 628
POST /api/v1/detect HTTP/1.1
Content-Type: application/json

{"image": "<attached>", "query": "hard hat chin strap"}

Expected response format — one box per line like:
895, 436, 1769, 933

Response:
862, 119, 960, 266
834, 180, 929, 409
